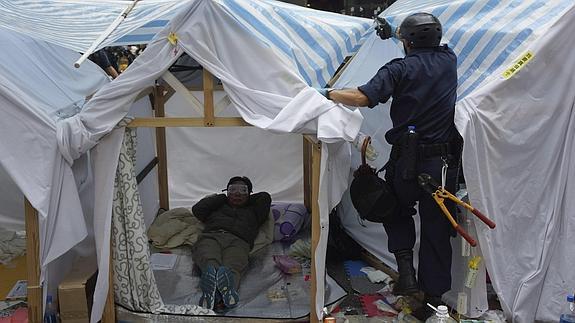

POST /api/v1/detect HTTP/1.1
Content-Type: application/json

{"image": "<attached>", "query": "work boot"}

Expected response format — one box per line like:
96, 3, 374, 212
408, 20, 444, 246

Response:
392, 249, 419, 295
412, 294, 443, 321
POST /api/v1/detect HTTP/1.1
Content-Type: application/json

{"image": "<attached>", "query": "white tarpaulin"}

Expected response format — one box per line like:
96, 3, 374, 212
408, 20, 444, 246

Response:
456, 5, 575, 322
53, 1, 370, 321
335, 0, 575, 322
0, 28, 109, 299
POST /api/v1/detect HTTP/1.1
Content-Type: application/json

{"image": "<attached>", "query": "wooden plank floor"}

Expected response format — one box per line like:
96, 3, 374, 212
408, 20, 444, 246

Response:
0, 255, 27, 300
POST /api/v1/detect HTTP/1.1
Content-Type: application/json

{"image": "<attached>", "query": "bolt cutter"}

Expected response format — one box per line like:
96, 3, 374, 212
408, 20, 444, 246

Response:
418, 173, 496, 247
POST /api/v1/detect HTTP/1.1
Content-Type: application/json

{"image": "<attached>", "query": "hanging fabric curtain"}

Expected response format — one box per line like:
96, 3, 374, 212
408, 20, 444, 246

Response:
111, 126, 213, 315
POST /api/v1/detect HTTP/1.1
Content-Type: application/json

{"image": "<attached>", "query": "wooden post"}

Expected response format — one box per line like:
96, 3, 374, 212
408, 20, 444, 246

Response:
309, 141, 321, 323
154, 86, 170, 210
24, 198, 42, 323
102, 243, 115, 323
203, 69, 215, 127
302, 137, 312, 212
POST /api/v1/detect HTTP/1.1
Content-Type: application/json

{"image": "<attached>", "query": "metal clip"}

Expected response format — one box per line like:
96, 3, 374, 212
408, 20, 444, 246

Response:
441, 157, 448, 189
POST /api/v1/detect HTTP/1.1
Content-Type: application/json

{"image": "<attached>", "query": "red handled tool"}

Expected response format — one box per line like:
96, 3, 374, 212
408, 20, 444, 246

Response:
418, 173, 495, 247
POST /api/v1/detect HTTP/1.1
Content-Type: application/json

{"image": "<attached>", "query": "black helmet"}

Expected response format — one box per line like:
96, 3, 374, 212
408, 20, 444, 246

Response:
226, 176, 253, 193
398, 13, 442, 48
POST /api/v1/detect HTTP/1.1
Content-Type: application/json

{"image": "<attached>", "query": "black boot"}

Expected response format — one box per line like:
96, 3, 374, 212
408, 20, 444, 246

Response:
392, 249, 419, 295
412, 294, 443, 321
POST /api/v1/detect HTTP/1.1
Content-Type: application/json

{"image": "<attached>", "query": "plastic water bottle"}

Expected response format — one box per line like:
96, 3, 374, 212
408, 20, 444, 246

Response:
425, 305, 457, 323
44, 295, 58, 323
560, 294, 575, 323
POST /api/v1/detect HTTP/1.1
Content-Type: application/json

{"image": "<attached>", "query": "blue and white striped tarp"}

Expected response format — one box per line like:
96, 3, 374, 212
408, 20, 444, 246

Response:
114, 0, 371, 86
111, 19, 171, 47
0, 0, 189, 53
216, 0, 371, 86
0, 0, 371, 87
381, 0, 574, 98
115, 0, 371, 87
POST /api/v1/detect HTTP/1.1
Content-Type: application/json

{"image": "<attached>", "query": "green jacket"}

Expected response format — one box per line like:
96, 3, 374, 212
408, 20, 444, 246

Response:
192, 192, 271, 247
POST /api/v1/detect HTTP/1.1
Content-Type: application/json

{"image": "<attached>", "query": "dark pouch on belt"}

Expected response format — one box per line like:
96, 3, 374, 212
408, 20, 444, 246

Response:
401, 131, 419, 180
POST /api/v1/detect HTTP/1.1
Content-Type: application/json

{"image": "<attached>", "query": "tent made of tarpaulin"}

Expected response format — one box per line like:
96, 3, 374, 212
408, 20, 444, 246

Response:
1, 0, 371, 322
0, 30, 205, 319
334, 0, 575, 322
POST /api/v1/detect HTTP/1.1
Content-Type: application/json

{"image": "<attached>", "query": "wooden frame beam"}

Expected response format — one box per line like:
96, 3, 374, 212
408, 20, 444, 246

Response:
161, 71, 203, 116
134, 86, 154, 103
163, 87, 176, 103
127, 117, 249, 128
153, 87, 170, 210
203, 69, 215, 126
25, 198, 42, 323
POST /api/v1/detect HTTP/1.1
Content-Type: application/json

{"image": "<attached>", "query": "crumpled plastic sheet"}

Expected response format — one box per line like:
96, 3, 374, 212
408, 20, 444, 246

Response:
137, 237, 345, 320
479, 309, 507, 322
0, 228, 26, 265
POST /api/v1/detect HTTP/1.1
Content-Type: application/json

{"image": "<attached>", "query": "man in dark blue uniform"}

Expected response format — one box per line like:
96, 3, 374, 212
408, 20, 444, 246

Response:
321, 13, 462, 319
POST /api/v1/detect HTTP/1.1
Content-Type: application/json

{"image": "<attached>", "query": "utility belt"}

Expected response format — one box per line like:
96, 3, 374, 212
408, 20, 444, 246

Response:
418, 142, 460, 159
390, 133, 461, 180
390, 141, 459, 160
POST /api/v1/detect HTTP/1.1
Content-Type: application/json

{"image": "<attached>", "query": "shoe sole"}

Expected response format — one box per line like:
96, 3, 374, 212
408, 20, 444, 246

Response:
216, 268, 239, 308
199, 267, 218, 309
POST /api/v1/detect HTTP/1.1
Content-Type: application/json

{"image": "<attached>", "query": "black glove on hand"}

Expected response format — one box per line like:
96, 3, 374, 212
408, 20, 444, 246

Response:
375, 17, 393, 40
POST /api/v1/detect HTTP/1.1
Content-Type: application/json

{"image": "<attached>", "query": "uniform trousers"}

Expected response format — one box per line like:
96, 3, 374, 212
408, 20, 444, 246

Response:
383, 152, 459, 296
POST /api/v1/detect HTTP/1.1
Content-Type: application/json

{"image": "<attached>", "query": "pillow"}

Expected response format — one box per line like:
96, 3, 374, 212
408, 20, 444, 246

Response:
271, 203, 309, 242
251, 209, 274, 254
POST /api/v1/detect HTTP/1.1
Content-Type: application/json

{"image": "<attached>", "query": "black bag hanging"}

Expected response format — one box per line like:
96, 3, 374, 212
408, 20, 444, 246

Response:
349, 136, 398, 223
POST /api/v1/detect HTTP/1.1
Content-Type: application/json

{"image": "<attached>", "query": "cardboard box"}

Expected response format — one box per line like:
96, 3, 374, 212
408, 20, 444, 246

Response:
58, 257, 97, 323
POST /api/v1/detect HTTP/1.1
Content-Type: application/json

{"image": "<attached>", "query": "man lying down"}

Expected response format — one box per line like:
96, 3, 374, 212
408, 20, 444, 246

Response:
191, 176, 271, 311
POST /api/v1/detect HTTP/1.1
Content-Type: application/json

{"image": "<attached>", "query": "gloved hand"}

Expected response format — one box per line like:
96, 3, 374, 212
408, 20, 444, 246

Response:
314, 87, 333, 99
375, 17, 394, 40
